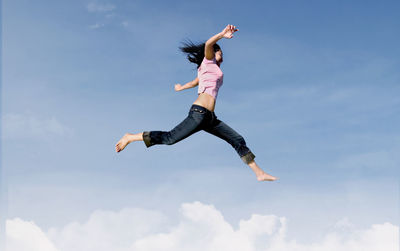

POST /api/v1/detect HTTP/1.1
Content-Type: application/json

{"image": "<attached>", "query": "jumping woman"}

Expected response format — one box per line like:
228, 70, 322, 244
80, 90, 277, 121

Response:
115, 24, 277, 181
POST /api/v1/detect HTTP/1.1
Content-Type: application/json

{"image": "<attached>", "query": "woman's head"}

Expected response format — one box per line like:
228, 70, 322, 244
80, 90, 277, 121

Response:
179, 39, 222, 68
215, 49, 223, 65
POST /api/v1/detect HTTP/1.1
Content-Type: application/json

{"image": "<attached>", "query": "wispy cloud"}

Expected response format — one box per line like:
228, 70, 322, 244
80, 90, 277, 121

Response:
86, 1, 117, 29
121, 21, 129, 28
86, 2, 116, 13
334, 150, 399, 170
6, 202, 398, 251
2, 112, 73, 139
88, 22, 105, 29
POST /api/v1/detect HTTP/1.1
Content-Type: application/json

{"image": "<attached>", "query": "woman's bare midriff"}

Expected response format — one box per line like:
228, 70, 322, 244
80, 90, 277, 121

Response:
193, 93, 216, 112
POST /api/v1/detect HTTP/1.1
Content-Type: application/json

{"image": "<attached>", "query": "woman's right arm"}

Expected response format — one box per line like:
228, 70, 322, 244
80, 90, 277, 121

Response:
175, 77, 199, 92
205, 24, 239, 60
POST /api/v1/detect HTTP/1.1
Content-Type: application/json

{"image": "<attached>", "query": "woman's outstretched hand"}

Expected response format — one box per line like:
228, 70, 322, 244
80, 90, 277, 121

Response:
221, 24, 239, 39
174, 83, 182, 91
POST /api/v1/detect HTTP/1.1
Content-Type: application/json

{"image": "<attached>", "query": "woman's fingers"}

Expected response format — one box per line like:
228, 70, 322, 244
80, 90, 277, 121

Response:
227, 24, 238, 32
175, 83, 182, 91
222, 24, 238, 38
225, 25, 230, 33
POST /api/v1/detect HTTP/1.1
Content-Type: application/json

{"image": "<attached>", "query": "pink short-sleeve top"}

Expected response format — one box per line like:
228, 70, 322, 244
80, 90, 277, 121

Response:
197, 56, 224, 99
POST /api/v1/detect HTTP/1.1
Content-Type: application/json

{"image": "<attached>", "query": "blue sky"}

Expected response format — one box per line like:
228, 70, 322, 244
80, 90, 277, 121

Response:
2, 0, 399, 249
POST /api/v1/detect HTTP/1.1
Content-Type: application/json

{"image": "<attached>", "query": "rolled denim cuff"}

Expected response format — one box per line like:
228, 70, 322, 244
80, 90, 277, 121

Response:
142, 131, 153, 148
241, 151, 255, 164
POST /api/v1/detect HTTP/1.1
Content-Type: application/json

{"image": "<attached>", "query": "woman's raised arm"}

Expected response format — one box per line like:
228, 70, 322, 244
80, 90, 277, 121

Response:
205, 24, 239, 60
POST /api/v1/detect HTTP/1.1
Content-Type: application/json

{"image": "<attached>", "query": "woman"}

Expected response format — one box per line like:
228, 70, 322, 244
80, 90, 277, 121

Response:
115, 24, 277, 181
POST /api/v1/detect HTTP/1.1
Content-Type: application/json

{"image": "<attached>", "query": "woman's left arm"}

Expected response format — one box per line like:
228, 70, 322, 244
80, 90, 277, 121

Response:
174, 77, 199, 92
205, 24, 239, 60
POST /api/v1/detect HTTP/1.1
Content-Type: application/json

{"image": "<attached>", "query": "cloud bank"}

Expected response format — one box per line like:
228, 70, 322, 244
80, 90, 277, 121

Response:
6, 202, 398, 251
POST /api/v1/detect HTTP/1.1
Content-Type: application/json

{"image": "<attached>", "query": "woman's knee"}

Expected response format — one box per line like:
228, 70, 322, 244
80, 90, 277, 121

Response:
164, 132, 177, 145
166, 138, 177, 145
232, 135, 246, 146
230, 135, 249, 154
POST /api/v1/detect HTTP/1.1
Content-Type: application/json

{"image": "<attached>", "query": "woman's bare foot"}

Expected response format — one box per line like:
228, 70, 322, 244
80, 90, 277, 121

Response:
256, 172, 278, 181
247, 160, 278, 182
115, 133, 137, 152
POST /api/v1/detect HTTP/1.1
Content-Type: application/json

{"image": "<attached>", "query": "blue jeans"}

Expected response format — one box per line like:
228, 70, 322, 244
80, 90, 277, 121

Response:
142, 104, 256, 164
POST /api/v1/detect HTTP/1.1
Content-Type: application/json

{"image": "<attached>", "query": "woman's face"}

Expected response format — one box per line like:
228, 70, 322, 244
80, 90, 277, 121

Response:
215, 50, 223, 65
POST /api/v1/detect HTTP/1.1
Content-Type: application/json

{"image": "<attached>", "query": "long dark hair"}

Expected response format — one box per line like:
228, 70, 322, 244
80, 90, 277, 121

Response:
179, 39, 221, 68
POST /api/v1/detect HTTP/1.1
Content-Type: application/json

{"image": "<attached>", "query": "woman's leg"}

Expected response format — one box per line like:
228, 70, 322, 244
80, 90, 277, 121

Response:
142, 111, 203, 147
115, 109, 205, 152
204, 118, 277, 181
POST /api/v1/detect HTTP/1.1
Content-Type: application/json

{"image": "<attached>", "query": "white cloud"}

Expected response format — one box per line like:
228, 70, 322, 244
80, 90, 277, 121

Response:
6, 218, 59, 251
86, 2, 115, 13
2, 112, 73, 139
46, 208, 168, 251
6, 202, 399, 251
